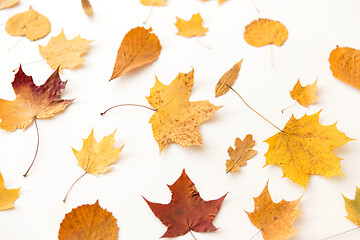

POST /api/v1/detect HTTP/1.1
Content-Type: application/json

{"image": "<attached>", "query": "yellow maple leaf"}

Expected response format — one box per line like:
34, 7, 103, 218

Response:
175, 13, 208, 37
290, 79, 318, 107
225, 134, 257, 173
39, 30, 92, 72
140, 0, 166, 6
215, 59, 243, 97
146, 69, 221, 152
244, 18, 288, 47
343, 187, 360, 226
5, 7, 51, 41
264, 111, 353, 188
0, 0, 19, 10
0, 172, 20, 211
246, 181, 302, 240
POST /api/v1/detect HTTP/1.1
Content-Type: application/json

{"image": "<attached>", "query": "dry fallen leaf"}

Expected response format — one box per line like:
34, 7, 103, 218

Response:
39, 30, 92, 72
110, 27, 161, 80
264, 111, 352, 188
0, 172, 20, 211
0, 66, 73, 131
225, 134, 257, 173
0, 0, 19, 10
343, 187, 360, 226
147, 69, 221, 152
140, 0, 166, 6
290, 79, 318, 107
246, 181, 302, 240
5, 7, 51, 41
81, 0, 93, 16
215, 59, 243, 97
144, 169, 227, 238
244, 18, 288, 47
175, 13, 208, 37
59, 200, 119, 240
329, 46, 360, 89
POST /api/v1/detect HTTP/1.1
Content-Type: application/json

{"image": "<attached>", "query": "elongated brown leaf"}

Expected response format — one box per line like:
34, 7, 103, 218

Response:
81, 0, 93, 16
215, 59, 243, 97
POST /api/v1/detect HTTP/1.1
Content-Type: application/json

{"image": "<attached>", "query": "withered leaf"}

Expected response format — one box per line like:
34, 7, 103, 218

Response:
81, 0, 93, 16
343, 187, 360, 226
290, 79, 318, 107
0, 0, 19, 10
175, 13, 208, 37
215, 59, 243, 97
0, 172, 20, 210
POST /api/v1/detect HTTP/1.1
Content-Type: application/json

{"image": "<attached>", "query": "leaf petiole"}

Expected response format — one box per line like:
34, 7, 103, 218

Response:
63, 172, 87, 203
100, 103, 156, 116
23, 118, 39, 177
321, 226, 360, 240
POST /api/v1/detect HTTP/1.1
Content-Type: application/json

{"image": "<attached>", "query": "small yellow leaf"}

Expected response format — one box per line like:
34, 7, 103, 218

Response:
215, 59, 243, 97
343, 187, 360, 226
0, 172, 20, 210
290, 79, 318, 107
175, 13, 208, 38
244, 18, 288, 47
73, 129, 123, 175
140, 0, 166, 6
81, 0, 93, 16
0, 0, 19, 10
5, 7, 51, 41
39, 30, 92, 72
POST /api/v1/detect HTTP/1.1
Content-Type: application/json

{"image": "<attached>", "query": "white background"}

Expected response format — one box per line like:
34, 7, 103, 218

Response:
0, 0, 360, 239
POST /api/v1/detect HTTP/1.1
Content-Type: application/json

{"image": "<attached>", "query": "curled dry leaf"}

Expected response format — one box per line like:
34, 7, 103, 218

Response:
0, 66, 73, 131
244, 18, 288, 47
225, 134, 257, 173
290, 79, 318, 107
81, 0, 93, 16
329, 46, 360, 89
343, 187, 360, 226
0, 0, 19, 10
264, 111, 353, 188
39, 30, 92, 73
147, 69, 221, 152
246, 181, 302, 240
215, 59, 243, 97
58, 200, 119, 240
0, 172, 20, 210
140, 0, 166, 6
5, 7, 51, 41
144, 169, 227, 238
175, 13, 208, 37
110, 27, 161, 80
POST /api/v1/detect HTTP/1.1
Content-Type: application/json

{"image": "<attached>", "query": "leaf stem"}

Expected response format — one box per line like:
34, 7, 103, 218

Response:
270, 45, 274, 68
8, 37, 23, 51
63, 172, 87, 202
226, 84, 282, 132
100, 104, 156, 116
13, 59, 46, 72
321, 226, 360, 240
196, 38, 212, 50
281, 101, 297, 113
143, 6, 153, 25
250, 0, 260, 12
23, 118, 39, 177
249, 229, 262, 240
189, 229, 198, 240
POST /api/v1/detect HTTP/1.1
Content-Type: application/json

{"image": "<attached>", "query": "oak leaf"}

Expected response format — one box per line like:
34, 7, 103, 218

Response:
5, 7, 51, 40
244, 18, 288, 47
144, 169, 227, 238
146, 69, 221, 152
141, 0, 166, 6
343, 187, 360, 226
110, 27, 161, 80
0, 0, 19, 10
225, 134, 257, 173
290, 79, 318, 107
329, 46, 360, 89
175, 13, 208, 37
39, 30, 92, 73
246, 181, 302, 240
0, 66, 73, 131
0, 172, 20, 210
215, 59, 243, 97
264, 111, 352, 188
59, 200, 119, 240
81, 0, 93, 16
73, 129, 123, 175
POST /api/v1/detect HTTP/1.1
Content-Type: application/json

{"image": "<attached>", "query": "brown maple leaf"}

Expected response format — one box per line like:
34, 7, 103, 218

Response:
144, 169, 227, 238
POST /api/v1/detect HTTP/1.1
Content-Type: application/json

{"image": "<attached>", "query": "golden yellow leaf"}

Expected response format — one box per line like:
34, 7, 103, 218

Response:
73, 129, 123, 175
175, 13, 208, 37
110, 27, 161, 80
140, 0, 166, 6
0, 0, 19, 10
0, 172, 20, 211
5, 7, 51, 41
290, 79, 318, 107
39, 30, 92, 73
146, 69, 221, 152
329, 46, 360, 89
246, 182, 302, 240
81, 0, 93, 16
215, 59, 243, 97
264, 111, 353, 188
343, 187, 360, 226
225, 134, 257, 173
244, 18, 288, 47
